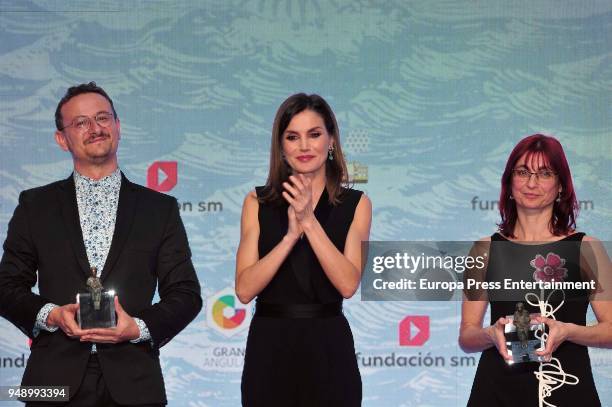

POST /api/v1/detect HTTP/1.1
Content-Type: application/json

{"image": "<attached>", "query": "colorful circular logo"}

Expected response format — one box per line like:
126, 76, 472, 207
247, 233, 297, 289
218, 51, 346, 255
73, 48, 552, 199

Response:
212, 294, 246, 329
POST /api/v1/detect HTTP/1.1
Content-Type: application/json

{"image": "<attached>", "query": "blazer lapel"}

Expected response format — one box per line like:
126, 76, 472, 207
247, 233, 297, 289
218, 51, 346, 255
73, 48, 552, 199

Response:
100, 172, 138, 282
58, 174, 91, 278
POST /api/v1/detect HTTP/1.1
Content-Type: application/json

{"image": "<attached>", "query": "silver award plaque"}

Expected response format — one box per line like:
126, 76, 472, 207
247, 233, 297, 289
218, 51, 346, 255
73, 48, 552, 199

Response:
504, 302, 545, 364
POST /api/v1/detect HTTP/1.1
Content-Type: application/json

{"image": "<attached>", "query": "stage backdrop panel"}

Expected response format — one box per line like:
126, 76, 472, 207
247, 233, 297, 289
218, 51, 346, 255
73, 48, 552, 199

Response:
1, 1, 610, 406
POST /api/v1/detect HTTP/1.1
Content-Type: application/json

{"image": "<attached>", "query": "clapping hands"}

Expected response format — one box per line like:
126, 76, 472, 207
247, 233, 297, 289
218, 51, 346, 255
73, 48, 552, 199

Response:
282, 174, 316, 240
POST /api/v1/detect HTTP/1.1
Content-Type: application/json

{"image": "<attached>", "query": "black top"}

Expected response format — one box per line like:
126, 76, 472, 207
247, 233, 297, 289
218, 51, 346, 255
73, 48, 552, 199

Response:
486, 232, 592, 306
468, 232, 600, 406
255, 186, 363, 304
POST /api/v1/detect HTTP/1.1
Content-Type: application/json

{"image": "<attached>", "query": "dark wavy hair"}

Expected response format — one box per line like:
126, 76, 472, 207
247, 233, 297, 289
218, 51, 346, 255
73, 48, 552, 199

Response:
498, 134, 578, 237
55, 82, 117, 130
259, 93, 349, 206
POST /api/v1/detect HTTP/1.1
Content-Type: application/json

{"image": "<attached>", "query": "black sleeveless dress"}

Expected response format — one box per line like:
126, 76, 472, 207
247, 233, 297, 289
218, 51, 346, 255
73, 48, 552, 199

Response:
467, 232, 601, 406
241, 187, 363, 407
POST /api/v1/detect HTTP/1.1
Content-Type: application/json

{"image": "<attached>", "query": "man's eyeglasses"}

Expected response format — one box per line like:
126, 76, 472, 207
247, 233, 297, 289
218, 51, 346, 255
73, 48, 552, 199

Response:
512, 168, 557, 182
59, 112, 115, 132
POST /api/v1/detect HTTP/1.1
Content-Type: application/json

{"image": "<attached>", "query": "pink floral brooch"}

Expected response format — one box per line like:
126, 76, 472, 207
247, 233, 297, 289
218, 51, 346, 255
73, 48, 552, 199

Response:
530, 253, 568, 282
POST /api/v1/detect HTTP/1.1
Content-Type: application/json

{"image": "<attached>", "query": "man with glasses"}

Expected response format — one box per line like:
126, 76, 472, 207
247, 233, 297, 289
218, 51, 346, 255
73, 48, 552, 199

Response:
0, 82, 202, 406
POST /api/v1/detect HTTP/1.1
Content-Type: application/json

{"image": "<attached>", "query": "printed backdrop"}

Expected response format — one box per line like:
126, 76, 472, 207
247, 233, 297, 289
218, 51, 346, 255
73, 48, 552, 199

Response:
0, 1, 610, 406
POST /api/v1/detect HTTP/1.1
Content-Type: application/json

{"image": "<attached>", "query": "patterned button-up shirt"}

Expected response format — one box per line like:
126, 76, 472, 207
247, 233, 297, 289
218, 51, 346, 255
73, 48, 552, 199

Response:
75, 168, 121, 275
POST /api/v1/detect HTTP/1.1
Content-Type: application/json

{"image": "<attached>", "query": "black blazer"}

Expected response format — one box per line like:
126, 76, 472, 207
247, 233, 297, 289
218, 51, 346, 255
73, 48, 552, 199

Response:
0, 173, 202, 405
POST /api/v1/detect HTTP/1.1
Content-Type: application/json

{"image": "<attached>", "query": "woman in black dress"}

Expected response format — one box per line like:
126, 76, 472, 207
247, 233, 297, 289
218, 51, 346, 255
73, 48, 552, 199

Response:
459, 134, 611, 406
235, 93, 371, 407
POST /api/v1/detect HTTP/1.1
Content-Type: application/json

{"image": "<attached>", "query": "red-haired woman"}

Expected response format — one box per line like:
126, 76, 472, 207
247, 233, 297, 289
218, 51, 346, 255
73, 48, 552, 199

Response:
235, 93, 371, 406
459, 134, 611, 406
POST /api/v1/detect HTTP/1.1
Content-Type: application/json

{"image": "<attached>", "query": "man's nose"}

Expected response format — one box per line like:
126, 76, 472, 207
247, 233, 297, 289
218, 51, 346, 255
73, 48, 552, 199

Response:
88, 117, 104, 133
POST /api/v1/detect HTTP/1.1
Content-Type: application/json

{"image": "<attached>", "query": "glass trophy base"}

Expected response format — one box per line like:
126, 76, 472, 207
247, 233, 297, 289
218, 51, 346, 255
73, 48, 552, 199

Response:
77, 291, 117, 329
504, 313, 545, 364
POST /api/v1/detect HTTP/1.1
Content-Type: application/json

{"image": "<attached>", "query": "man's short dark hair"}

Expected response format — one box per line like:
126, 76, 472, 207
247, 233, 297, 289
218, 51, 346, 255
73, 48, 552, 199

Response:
55, 82, 118, 130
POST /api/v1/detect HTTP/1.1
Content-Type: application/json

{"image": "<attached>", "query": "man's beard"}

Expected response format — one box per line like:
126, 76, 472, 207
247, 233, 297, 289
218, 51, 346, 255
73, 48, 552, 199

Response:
82, 131, 115, 162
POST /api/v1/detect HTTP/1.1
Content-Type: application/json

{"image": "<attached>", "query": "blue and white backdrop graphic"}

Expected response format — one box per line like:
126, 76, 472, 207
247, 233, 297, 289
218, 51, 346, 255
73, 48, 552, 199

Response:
1, 1, 610, 406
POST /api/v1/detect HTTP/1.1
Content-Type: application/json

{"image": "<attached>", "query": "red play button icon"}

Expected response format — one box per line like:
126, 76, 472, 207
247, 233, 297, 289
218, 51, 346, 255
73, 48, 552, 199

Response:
399, 315, 430, 346
147, 161, 177, 192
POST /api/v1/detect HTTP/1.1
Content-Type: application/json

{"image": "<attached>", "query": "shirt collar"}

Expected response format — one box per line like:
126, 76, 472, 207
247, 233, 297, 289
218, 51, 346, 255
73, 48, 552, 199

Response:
74, 168, 122, 191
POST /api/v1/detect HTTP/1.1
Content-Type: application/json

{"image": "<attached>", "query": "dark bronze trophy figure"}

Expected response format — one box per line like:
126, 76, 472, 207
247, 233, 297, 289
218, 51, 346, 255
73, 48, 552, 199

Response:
77, 267, 116, 329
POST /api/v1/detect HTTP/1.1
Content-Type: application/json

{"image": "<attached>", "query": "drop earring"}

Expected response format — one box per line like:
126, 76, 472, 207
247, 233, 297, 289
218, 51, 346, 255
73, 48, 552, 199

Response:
328, 146, 334, 161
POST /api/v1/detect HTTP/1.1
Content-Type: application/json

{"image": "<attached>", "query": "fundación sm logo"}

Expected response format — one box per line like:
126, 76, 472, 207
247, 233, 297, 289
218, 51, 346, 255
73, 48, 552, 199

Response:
206, 287, 253, 337
399, 315, 430, 346
147, 161, 177, 192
